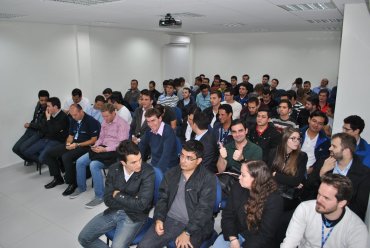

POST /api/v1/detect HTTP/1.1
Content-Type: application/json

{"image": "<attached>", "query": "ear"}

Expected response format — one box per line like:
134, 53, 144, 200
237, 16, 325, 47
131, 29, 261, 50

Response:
338, 199, 347, 209
120, 160, 127, 167
196, 157, 203, 166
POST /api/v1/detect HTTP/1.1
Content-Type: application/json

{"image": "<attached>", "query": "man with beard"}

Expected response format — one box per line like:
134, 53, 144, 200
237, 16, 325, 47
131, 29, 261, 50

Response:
281, 174, 369, 248
316, 133, 370, 220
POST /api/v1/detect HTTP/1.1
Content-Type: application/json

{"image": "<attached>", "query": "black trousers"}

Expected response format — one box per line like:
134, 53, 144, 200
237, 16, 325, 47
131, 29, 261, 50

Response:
43, 143, 89, 185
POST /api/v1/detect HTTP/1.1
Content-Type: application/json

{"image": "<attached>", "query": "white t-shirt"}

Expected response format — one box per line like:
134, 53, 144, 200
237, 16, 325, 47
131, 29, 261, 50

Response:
221, 100, 242, 120
63, 97, 91, 112
117, 106, 132, 124
301, 130, 319, 169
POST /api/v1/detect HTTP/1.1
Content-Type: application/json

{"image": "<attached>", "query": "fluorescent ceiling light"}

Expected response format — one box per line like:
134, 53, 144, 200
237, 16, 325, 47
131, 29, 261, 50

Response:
48, 0, 121, 6
307, 19, 342, 23
278, 2, 336, 11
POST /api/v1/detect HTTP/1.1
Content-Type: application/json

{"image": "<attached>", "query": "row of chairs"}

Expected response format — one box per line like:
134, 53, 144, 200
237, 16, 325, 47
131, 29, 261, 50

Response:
105, 166, 223, 248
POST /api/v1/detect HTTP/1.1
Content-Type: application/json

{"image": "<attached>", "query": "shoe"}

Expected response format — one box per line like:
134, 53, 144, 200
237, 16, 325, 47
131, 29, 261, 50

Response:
85, 198, 103, 208
24, 161, 34, 166
62, 184, 77, 196
69, 188, 83, 199
44, 178, 64, 189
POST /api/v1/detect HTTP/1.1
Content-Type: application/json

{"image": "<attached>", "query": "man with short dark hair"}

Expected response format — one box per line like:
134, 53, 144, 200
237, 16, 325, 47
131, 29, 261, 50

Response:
139, 108, 178, 173
343, 115, 369, 155
241, 74, 254, 94
43, 104, 100, 196
217, 119, 262, 173
234, 83, 249, 106
191, 111, 219, 173
13, 90, 49, 165
300, 110, 330, 172
72, 103, 130, 208
203, 90, 221, 128
303, 81, 315, 96
157, 81, 179, 108
196, 84, 211, 111
281, 174, 369, 248
85, 95, 105, 124
317, 133, 370, 220
79, 140, 155, 248
260, 89, 277, 111
318, 89, 330, 113
23, 97, 69, 166
63, 88, 90, 112
212, 104, 234, 146
297, 96, 319, 128
138, 140, 216, 248
177, 87, 196, 120
124, 79, 140, 110
240, 96, 259, 129
261, 74, 270, 89
102, 88, 113, 100
248, 108, 281, 162
148, 80, 161, 103
271, 99, 297, 132
130, 90, 154, 140
221, 88, 242, 120
109, 92, 132, 124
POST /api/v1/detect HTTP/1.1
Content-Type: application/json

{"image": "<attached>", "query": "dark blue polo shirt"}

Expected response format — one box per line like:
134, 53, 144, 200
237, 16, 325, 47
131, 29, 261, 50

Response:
69, 113, 100, 143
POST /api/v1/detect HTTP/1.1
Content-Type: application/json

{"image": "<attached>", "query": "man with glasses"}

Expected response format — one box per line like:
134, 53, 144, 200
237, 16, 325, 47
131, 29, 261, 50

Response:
138, 140, 216, 248
221, 88, 242, 120
79, 140, 155, 248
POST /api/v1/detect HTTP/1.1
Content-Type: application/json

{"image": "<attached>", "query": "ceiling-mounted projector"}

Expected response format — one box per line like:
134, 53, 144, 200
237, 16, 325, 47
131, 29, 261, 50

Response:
159, 13, 182, 28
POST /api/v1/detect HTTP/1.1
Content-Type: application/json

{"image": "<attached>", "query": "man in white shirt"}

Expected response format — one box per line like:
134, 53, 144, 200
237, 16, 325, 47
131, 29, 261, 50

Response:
63, 88, 91, 113
281, 173, 369, 248
108, 92, 132, 124
221, 88, 242, 119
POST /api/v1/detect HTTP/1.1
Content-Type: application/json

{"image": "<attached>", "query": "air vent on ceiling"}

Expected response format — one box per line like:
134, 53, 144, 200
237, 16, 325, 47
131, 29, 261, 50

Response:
0, 13, 26, 19
48, 0, 121, 6
278, 2, 336, 12
307, 19, 342, 23
161, 12, 204, 18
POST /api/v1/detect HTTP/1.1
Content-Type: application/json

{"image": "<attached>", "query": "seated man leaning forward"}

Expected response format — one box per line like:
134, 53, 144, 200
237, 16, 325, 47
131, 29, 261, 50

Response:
78, 140, 155, 248
138, 140, 216, 248
71, 103, 130, 208
281, 174, 369, 248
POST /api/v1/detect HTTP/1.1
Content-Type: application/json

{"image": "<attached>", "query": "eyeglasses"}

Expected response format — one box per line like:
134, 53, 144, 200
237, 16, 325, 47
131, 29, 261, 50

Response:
179, 154, 197, 162
289, 137, 301, 142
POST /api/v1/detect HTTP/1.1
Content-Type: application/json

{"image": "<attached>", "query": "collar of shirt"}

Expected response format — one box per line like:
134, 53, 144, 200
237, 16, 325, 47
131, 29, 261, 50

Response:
152, 121, 165, 136
256, 125, 268, 136
195, 130, 208, 141
52, 109, 62, 118
123, 165, 135, 182
333, 159, 353, 176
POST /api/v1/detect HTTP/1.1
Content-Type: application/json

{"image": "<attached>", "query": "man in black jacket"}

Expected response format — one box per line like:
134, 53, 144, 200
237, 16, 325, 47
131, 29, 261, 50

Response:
316, 133, 370, 220
23, 97, 69, 165
138, 140, 216, 248
79, 140, 155, 248
12, 90, 49, 165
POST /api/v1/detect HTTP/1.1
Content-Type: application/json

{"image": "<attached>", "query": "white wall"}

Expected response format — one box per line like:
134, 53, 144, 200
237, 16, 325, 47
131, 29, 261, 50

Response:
333, 3, 370, 140
193, 31, 342, 89
0, 22, 168, 168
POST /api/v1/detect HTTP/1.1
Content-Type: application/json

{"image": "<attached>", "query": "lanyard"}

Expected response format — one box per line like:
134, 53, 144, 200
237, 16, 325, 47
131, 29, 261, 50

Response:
219, 128, 230, 144
74, 122, 82, 140
321, 222, 334, 248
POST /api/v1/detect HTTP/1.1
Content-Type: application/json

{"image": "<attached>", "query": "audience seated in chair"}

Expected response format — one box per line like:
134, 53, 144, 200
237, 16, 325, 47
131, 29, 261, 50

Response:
78, 140, 155, 248
85, 95, 105, 124
123, 79, 141, 111
72, 103, 130, 208
22, 97, 69, 167
138, 108, 178, 173
271, 99, 298, 133
281, 174, 369, 248
221, 88, 242, 120
108, 91, 132, 124
157, 80, 179, 108
130, 89, 153, 141
63, 88, 90, 113
217, 119, 262, 174
138, 140, 216, 248
240, 96, 259, 130
13, 90, 49, 165
203, 90, 222, 128
213, 160, 283, 248
43, 104, 100, 196
212, 104, 234, 146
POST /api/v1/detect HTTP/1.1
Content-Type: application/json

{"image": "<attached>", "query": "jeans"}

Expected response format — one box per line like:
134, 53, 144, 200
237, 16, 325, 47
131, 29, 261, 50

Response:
138, 217, 204, 248
12, 129, 41, 162
23, 139, 61, 164
78, 210, 144, 248
212, 234, 245, 248
76, 153, 106, 199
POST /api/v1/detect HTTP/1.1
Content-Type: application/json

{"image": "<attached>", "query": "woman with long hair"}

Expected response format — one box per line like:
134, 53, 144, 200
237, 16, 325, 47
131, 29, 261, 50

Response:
267, 127, 308, 247
213, 160, 283, 248
268, 127, 308, 210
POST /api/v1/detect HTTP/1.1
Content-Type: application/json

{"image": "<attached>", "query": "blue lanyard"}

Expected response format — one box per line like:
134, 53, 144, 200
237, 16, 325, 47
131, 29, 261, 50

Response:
321, 222, 334, 248
219, 128, 230, 144
74, 122, 82, 140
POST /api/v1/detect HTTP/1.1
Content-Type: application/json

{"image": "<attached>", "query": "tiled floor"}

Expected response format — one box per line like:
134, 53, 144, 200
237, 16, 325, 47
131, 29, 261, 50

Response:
0, 163, 106, 248
0, 163, 222, 248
